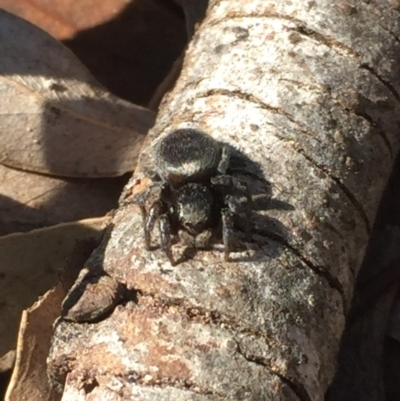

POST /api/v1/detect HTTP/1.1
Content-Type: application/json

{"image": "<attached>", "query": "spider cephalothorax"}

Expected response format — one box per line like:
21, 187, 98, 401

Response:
135, 128, 252, 265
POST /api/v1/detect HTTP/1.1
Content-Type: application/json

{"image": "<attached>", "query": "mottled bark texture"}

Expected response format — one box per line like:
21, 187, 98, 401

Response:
49, 0, 400, 400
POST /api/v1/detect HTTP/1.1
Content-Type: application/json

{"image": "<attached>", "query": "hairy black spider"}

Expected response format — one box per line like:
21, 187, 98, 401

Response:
135, 128, 252, 265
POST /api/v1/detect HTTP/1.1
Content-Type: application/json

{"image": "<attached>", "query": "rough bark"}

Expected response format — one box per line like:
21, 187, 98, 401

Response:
49, 0, 400, 400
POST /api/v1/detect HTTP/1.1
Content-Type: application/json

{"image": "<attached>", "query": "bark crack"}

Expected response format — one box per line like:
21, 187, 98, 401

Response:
234, 341, 308, 401
353, 110, 393, 158
289, 25, 359, 59
136, 291, 278, 342
288, 144, 372, 235
297, 146, 371, 235
131, 264, 345, 380
206, 10, 400, 115
126, 293, 302, 398
127, 293, 312, 400
207, 12, 358, 59
292, 26, 400, 109
120, 372, 226, 400
278, 77, 326, 94
378, 22, 400, 45
291, 21, 400, 113
198, 88, 322, 144
255, 229, 347, 314
198, 78, 392, 159
360, 63, 400, 102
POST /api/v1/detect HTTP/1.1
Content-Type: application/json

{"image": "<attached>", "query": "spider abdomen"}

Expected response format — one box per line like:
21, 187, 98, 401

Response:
155, 129, 221, 187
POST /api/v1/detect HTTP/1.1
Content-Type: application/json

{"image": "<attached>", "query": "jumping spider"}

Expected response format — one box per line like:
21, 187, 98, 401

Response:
135, 128, 253, 265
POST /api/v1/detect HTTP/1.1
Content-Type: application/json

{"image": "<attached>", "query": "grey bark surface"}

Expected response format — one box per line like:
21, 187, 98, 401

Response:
49, 0, 400, 400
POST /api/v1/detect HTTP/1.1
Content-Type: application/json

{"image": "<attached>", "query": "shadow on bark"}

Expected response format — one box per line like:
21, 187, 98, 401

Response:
326, 152, 400, 401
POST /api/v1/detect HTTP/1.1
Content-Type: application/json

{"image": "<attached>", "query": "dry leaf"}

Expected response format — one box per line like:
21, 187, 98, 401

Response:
0, 0, 132, 40
0, 217, 107, 361
0, 9, 155, 178
0, 0, 188, 106
5, 285, 65, 401
0, 163, 126, 236
0, 351, 15, 373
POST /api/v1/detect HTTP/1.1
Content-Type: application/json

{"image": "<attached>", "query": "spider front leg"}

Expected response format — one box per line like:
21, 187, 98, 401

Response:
217, 145, 230, 174
133, 180, 168, 249
225, 195, 251, 241
221, 208, 234, 261
159, 214, 175, 266
143, 201, 164, 250
142, 201, 175, 266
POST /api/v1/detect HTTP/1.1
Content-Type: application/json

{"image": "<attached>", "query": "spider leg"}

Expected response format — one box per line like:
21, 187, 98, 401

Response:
221, 208, 234, 261
211, 175, 253, 241
225, 195, 251, 241
159, 213, 175, 266
133, 180, 164, 208
133, 180, 169, 249
195, 229, 213, 249
217, 145, 230, 174
143, 201, 164, 249
212, 174, 252, 204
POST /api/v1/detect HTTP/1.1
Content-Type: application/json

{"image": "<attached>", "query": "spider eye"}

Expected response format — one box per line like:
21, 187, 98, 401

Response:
183, 221, 206, 235
186, 221, 203, 230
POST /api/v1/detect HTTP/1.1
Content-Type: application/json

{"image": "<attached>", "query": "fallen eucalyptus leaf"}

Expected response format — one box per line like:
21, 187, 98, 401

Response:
5, 284, 64, 401
0, 163, 126, 236
0, 9, 155, 177
0, 351, 15, 374
0, 217, 107, 360
0, 0, 188, 106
